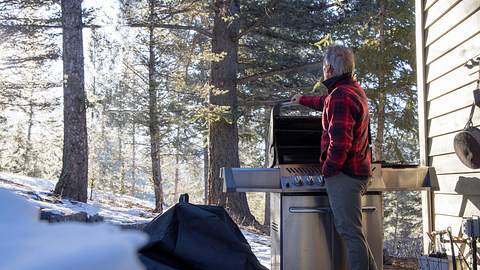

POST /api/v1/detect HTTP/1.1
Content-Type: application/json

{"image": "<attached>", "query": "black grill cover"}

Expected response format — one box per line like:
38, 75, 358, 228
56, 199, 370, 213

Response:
139, 195, 268, 270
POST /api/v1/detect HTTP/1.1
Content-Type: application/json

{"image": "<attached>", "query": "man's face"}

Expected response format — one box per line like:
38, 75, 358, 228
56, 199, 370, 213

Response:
323, 63, 333, 80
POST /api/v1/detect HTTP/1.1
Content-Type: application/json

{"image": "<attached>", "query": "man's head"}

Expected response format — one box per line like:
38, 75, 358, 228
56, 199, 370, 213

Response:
323, 44, 355, 80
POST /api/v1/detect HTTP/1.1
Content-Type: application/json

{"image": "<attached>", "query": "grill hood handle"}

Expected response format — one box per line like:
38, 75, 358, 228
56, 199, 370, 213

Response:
272, 100, 304, 117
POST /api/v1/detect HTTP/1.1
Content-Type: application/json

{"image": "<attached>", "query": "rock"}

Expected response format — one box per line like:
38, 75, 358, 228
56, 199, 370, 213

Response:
87, 214, 104, 223
119, 223, 148, 230
40, 210, 104, 223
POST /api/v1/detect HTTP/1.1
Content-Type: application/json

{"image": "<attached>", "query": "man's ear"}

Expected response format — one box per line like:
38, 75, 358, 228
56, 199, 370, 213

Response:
327, 65, 334, 75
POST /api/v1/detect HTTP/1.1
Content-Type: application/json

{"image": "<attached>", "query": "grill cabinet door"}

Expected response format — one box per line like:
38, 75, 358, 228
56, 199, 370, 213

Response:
281, 194, 347, 270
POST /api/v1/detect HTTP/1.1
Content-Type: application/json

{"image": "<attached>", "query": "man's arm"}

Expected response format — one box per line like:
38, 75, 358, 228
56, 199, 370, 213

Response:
296, 95, 327, 111
322, 94, 356, 177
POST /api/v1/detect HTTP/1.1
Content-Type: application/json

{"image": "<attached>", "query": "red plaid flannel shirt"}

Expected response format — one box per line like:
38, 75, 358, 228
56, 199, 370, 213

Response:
299, 74, 371, 178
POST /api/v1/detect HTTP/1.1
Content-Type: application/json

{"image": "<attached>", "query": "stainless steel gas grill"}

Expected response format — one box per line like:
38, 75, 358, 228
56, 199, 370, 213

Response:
221, 103, 436, 270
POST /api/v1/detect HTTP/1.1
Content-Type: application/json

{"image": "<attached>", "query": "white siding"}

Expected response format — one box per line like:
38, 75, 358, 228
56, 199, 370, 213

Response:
417, 0, 480, 243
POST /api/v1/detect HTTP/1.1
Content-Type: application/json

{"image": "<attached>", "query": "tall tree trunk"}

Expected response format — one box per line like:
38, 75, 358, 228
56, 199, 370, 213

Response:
24, 101, 34, 176
203, 146, 208, 204
208, 0, 257, 226
118, 126, 126, 194
173, 126, 180, 200
174, 146, 179, 200
263, 108, 271, 227
148, 0, 163, 213
54, 0, 88, 203
374, 0, 386, 162
393, 198, 400, 255
173, 132, 180, 202
131, 121, 137, 195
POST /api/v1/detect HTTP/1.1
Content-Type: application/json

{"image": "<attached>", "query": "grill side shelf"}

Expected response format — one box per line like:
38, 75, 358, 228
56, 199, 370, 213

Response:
221, 167, 282, 192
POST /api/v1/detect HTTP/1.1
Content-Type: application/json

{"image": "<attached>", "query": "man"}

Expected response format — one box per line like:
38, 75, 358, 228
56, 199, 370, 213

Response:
291, 44, 378, 270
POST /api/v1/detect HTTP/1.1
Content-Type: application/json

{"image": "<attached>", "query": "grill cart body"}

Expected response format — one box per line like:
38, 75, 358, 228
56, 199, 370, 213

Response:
221, 103, 435, 270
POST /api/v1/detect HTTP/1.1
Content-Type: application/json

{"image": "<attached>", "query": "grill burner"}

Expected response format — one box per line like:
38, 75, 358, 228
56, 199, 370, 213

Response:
221, 102, 436, 270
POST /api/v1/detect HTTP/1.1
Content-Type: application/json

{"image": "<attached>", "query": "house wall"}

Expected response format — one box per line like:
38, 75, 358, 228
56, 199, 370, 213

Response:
416, 0, 480, 239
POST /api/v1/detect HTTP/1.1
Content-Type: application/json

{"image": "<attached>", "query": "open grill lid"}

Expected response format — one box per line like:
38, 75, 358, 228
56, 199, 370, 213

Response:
268, 102, 322, 167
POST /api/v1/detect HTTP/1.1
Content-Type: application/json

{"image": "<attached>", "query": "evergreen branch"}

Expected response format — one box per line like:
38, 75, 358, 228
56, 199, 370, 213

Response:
128, 23, 212, 38
237, 0, 279, 39
0, 22, 213, 38
122, 60, 149, 85
252, 28, 318, 46
0, 101, 59, 107
237, 62, 322, 84
0, 23, 102, 29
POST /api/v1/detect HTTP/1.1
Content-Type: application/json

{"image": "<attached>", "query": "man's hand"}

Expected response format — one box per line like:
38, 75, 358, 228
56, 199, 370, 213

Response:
291, 94, 303, 104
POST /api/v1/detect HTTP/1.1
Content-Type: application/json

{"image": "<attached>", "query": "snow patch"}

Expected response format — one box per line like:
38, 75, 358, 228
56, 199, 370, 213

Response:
242, 229, 271, 269
0, 172, 271, 269
0, 189, 148, 270
0, 172, 55, 191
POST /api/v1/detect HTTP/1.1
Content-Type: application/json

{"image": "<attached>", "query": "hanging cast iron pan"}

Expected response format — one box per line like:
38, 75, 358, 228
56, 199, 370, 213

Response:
454, 126, 480, 169
454, 90, 480, 169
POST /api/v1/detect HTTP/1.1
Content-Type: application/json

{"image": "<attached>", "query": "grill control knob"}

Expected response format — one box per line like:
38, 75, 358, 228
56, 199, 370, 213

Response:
307, 176, 315, 185
294, 176, 303, 186
318, 176, 325, 186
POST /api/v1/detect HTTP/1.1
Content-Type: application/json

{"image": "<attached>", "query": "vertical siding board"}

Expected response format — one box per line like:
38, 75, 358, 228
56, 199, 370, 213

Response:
417, 0, 432, 254
417, 1, 428, 167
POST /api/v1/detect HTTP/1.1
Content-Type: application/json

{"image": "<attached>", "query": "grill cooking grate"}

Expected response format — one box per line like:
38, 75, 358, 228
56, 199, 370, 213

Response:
283, 165, 322, 176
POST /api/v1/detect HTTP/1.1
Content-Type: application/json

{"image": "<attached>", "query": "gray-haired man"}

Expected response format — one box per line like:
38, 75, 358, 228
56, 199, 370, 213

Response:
292, 44, 378, 270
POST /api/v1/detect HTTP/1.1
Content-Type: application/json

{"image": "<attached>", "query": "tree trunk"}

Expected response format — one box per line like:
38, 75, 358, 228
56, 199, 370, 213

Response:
393, 198, 400, 255
263, 108, 271, 227
174, 149, 179, 200
208, 0, 257, 226
54, 0, 88, 203
24, 101, 34, 176
148, 0, 163, 213
118, 126, 126, 194
203, 146, 208, 204
131, 121, 137, 195
374, 0, 386, 162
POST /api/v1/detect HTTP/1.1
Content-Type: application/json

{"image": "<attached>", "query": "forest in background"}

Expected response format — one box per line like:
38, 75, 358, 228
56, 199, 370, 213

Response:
0, 0, 421, 257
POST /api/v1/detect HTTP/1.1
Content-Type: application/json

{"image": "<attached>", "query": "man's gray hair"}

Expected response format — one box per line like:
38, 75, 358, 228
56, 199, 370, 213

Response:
323, 44, 355, 77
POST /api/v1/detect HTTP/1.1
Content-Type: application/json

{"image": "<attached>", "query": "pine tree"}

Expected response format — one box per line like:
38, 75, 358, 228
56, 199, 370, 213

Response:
54, 0, 88, 202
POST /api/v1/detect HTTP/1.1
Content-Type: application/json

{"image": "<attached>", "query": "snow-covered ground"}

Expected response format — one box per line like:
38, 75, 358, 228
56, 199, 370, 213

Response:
0, 172, 155, 225
0, 172, 271, 269
0, 189, 148, 270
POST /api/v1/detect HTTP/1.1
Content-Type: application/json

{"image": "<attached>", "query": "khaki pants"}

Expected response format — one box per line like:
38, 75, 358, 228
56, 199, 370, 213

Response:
325, 172, 379, 270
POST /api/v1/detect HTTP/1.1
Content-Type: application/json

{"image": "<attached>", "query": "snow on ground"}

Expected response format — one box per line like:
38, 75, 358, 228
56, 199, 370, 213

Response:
0, 189, 147, 270
242, 229, 271, 268
0, 172, 155, 225
0, 172, 271, 269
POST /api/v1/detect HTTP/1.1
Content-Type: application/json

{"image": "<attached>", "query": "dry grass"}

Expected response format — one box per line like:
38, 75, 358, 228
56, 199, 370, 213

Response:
384, 257, 419, 270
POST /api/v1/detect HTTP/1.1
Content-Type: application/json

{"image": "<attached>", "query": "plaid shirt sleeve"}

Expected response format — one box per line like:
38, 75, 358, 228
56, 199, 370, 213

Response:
298, 95, 327, 111
322, 93, 356, 177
